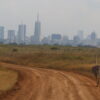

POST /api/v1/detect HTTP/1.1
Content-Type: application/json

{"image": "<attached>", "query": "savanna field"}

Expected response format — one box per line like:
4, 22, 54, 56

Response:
0, 45, 100, 94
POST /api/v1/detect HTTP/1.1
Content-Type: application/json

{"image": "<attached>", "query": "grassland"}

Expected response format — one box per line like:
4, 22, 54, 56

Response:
0, 44, 100, 79
0, 45, 99, 66
0, 66, 18, 96
0, 44, 99, 99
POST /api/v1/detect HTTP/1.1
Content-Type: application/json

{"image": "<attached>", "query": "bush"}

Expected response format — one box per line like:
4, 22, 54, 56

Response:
51, 47, 59, 50
12, 48, 18, 52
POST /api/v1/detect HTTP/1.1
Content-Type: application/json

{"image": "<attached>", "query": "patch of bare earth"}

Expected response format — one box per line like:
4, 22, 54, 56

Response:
0, 63, 100, 100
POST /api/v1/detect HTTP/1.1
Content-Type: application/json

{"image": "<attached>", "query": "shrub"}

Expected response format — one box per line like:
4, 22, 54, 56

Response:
12, 48, 18, 52
51, 47, 59, 50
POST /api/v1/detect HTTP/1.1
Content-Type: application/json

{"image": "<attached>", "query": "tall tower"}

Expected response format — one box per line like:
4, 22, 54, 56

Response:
17, 24, 26, 44
77, 30, 84, 40
33, 14, 41, 44
0, 26, 4, 43
8, 30, 15, 44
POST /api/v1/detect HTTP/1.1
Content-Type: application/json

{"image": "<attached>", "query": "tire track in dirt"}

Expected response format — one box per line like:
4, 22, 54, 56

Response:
69, 73, 100, 100
0, 63, 100, 100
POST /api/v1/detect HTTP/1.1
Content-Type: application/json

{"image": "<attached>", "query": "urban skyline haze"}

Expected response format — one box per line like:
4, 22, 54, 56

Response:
0, 0, 100, 38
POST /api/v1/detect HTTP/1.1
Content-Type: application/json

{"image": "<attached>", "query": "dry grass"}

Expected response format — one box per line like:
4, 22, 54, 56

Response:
0, 45, 99, 96
0, 45, 99, 78
0, 65, 18, 94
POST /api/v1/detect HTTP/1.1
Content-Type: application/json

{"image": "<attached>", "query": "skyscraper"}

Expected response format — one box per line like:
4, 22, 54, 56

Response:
0, 26, 4, 43
51, 34, 62, 45
33, 14, 41, 44
17, 24, 26, 44
90, 32, 97, 40
8, 30, 15, 44
77, 30, 84, 40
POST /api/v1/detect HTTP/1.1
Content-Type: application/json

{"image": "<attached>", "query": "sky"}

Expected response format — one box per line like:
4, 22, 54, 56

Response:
0, 0, 100, 38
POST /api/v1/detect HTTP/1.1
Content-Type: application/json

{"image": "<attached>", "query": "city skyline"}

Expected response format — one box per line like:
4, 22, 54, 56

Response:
0, 17, 99, 39
0, 23, 99, 40
0, 0, 100, 38
0, 18, 99, 40
0, 21, 100, 47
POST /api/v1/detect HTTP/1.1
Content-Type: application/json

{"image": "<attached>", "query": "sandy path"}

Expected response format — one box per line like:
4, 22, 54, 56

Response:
0, 63, 100, 100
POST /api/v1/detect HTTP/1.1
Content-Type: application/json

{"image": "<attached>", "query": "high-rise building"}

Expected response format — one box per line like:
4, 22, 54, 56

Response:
77, 30, 84, 40
8, 30, 15, 44
51, 34, 62, 45
41, 36, 51, 45
51, 34, 62, 40
0, 26, 4, 43
17, 24, 26, 44
33, 14, 41, 44
62, 36, 69, 45
90, 32, 97, 40
83, 32, 97, 46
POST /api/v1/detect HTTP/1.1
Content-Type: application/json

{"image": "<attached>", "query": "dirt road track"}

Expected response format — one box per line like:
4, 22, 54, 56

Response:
1, 63, 100, 100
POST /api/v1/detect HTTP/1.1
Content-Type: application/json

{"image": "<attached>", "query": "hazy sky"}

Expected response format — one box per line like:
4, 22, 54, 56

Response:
0, 0, 100, 38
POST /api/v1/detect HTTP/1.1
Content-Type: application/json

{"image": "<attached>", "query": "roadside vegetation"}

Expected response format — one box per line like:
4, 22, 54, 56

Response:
0, 65, 18, 96
0, 44, 99, 79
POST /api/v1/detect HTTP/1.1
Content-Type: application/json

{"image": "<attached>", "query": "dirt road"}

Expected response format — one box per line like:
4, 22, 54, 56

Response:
1, 63, 100, 100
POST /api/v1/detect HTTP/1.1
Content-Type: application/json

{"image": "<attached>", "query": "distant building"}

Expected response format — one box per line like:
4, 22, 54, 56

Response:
8, 30, 16, 44
97, 39, 100, 47
61, 36, 69, 45
32, 14, 41, 44
25, 36, 31, 45
82, 32, 97, 46
0, 26, 4, 43
90, 32, 97, 40
90, 32, 97, 46
51, 34, 62, 45
51, 34, 61, 40
41, 36, 51, 45
77, 30, 84, 40
73, 35, 81, 46
17, 24, 26, 44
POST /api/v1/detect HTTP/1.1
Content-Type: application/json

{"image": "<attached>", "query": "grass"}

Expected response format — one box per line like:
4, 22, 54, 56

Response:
0, 45, 99, 68
0, 45, 99, 86
0, 44, 99, 94
0, 65, 18, 95
0, 45, 98, 65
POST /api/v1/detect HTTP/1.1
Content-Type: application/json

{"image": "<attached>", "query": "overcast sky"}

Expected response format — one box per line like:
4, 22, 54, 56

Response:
0, 0, 100, 38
